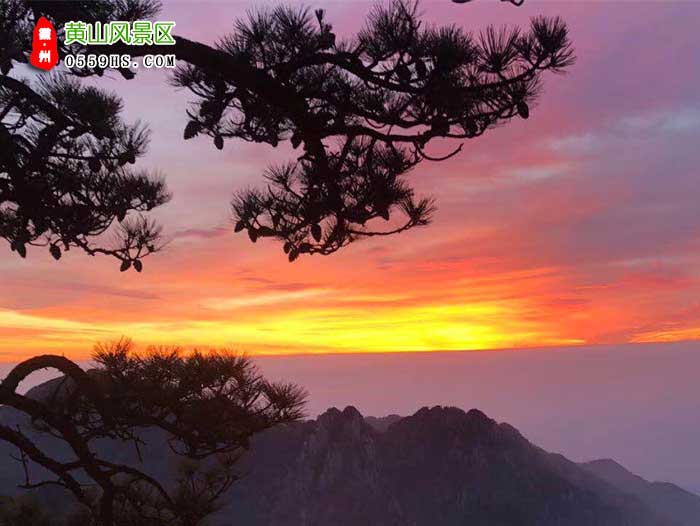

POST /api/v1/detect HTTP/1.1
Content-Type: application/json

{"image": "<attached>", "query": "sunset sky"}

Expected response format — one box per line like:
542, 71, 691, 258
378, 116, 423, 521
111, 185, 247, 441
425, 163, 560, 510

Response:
2, 0, 700, 361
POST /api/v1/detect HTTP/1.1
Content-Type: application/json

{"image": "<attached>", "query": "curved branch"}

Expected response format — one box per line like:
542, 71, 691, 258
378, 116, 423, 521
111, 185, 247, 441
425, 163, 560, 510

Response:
416, 142, 464, 162
3, 354, 95, 394
2, 354, 111, 423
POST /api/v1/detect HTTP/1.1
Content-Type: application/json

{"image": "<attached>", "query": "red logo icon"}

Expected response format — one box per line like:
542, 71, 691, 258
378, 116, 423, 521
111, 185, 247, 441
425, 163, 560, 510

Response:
29, 17, 59, 71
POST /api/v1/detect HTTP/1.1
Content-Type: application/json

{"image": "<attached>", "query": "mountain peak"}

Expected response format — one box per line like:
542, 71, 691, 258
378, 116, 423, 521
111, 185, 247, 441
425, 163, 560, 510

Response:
24, 375, 70, 402
341, 405, 363, 420
582, 458, 648, 487
412, 405, 490, 421
586, 458, 627, 471
405, 405, 496, 432
315, 406, 369, 438
582, 458, 700, 526
317, 405, 364, 422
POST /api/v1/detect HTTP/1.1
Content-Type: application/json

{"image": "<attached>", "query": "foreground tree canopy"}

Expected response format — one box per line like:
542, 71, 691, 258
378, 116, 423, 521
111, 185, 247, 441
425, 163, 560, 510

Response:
0, 340, 306, 526
0, 1, 169, 269
0, 0, 574, 267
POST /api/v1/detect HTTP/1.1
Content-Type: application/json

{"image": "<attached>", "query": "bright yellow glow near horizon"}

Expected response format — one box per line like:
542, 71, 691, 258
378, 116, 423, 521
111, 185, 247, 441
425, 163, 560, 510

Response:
0, 295, 585, 362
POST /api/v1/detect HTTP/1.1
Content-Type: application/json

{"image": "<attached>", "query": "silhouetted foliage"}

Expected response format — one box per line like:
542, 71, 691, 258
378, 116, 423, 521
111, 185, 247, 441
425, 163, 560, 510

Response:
0, 340, 307, 526
0, 0, 169, 270
3, 0, 573, 265
173, 0, 573, 260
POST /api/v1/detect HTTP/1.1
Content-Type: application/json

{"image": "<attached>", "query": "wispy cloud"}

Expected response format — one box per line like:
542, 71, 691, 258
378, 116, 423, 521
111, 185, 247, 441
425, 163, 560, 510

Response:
620, 108, 700, 134
200, 289, 331, 310
2, 1, 700, 358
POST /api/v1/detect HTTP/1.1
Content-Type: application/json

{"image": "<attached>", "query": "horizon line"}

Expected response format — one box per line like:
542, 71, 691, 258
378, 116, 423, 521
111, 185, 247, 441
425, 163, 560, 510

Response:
2, 338, 699, 365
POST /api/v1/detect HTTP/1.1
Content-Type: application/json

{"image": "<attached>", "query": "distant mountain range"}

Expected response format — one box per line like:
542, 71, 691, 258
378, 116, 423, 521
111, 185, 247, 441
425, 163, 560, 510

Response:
580, 458, 700, 526
0, 378, 697, 525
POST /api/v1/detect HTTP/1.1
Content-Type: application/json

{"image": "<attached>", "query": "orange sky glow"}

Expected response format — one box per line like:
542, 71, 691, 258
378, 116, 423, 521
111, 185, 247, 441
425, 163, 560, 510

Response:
2, 0, 700, 361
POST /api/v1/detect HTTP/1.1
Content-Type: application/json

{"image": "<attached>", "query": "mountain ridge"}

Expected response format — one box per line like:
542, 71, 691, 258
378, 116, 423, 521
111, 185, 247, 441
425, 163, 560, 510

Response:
224, 405, 686, 526
0, 379, 696, 525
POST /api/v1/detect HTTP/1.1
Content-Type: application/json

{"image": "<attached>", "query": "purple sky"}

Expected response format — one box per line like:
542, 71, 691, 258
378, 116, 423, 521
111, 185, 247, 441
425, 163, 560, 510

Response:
2, 0, 700, 496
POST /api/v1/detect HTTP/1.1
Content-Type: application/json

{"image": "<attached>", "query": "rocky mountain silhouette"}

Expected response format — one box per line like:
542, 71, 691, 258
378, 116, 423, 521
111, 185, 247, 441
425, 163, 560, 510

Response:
0, 378, 697, 525
581, 458, 700, 526
225, 406, 683, 526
